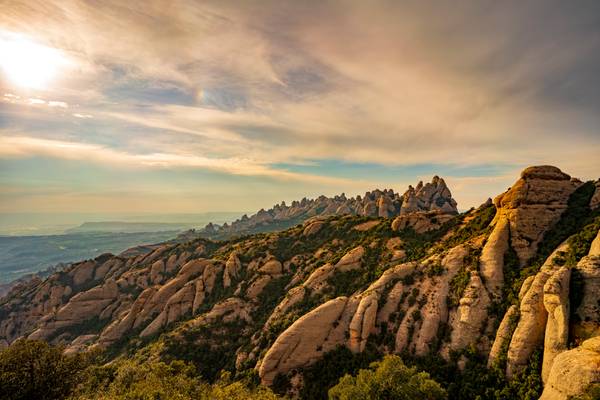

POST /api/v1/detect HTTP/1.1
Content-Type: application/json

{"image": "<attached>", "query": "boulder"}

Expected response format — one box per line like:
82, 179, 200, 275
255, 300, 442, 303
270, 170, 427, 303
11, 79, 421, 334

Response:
258, 297, 357, 385
71, 261, 95, 286
303, 220, 325, 236
540, 336, 600, 400
334, 246, 364, 271
259, 259, 283, 276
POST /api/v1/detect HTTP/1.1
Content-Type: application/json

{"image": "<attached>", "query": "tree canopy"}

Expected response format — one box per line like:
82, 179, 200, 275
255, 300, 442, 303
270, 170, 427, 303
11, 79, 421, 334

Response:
328, 354, 447, 400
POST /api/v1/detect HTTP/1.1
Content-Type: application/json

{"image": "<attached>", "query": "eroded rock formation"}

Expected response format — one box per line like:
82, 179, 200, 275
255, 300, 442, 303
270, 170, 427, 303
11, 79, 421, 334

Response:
0, 165, 597, 398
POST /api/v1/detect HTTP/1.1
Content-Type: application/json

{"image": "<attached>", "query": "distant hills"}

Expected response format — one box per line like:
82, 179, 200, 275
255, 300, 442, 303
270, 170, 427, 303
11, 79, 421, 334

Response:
65, 222, 197, 234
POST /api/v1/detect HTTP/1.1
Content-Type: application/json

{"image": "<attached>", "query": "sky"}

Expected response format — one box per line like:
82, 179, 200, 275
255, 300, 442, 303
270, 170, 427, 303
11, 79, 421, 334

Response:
0, 0, 599, 216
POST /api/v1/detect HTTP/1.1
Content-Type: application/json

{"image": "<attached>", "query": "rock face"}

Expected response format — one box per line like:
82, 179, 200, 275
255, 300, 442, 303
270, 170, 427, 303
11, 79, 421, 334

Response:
479, 217, 509, 299
505, 243, 569, 378
200, 176, 458, 239
488, 305, 518, 367
493, 166, 580, 266
541, 336, 600, 400
542, 267, 570, 383
259, 297, 355, 385
573, 254, 600, 342
539, 239, 600, 399
590, 229, 600, 256
400, 176, 458, 214
223, 252, 241, 288
391, 211, 454, 234
446, 271, 491, 354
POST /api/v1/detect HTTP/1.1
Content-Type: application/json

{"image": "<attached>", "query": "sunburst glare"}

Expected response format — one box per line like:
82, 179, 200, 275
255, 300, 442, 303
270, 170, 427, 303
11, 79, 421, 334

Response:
0, 32, 69, 90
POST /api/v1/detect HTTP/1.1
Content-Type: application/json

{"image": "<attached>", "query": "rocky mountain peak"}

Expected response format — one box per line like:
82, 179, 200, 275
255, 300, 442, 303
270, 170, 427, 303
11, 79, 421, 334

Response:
520, 165, 572, 181
400, 175, 457, 215
200, 176, 458, 239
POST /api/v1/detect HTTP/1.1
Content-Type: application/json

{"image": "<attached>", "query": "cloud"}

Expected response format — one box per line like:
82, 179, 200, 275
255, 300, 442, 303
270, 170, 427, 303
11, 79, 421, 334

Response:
0, 0, 599, 213
0, 134, 360, 187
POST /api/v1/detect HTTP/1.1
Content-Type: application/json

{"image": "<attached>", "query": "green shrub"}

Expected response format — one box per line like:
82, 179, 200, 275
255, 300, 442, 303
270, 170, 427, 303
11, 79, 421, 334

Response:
0, 339, 90, 400
328, 354, 446, 400
300, 345, 381, 400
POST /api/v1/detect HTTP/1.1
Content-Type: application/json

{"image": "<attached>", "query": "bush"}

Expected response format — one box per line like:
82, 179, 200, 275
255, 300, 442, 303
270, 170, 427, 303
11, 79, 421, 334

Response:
74, 359, 280, 400
300, 345, 381, 400
328, 354, 446, 400
573, 383, 600, 400
0, 339, 89, 400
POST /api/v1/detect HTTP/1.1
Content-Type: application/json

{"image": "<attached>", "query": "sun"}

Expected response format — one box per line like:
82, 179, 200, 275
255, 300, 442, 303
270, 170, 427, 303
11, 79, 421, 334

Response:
0, 32, 68, 90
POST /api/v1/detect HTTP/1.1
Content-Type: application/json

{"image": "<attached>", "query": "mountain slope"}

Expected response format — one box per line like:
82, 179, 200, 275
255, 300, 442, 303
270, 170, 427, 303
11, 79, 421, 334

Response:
1, 166, 599, 399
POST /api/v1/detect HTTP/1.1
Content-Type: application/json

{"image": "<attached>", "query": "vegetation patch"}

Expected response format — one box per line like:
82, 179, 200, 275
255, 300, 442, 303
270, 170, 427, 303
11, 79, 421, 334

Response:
299, 344, 381, 400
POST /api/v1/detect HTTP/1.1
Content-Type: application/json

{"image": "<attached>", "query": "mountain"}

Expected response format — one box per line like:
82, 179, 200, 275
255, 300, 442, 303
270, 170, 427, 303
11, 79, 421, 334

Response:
65, 222, 196, 234
200, 175, 458, 239
0, 166, 599, 399
0, 231, 186, 285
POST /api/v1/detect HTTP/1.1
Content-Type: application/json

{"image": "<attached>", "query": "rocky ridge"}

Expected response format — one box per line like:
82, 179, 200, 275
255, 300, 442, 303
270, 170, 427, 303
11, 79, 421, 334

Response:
200, 176, 458, 239
0, 167, 599, 399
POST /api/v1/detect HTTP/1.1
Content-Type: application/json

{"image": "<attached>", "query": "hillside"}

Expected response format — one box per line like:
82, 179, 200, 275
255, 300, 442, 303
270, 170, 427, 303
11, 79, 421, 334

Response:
1, 166, 599, 399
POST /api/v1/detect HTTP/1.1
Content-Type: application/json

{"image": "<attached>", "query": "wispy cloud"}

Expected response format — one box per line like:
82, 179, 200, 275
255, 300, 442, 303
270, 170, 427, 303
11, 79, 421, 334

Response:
0, 1, 599, 213
0, 134, 359, 186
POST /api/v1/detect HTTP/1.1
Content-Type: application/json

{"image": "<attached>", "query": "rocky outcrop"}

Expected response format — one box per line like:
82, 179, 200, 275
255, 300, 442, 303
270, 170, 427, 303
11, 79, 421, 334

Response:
353, 220, 381, 231
493, 166, 580, 266
400, 176, 458, 214
505, 243, 569, 378
445, 272, 490, 354
258, 297, 356, 385
488, 305, 518, 367
391, 211, 454, 234
542, 267, 570, 383
348, 292, 378, 353
201, 177, 458, 240
259, 259, 283, 276
414, 245, 468, 356
573, 254, 600, 342
190, 297, 253, 326
303, 220, 325, 236
479, 217, 509, 299
29, 280, 119, 341
223, 252, 241, 288
541, 336, 600, 400
590, 229, 600, 256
